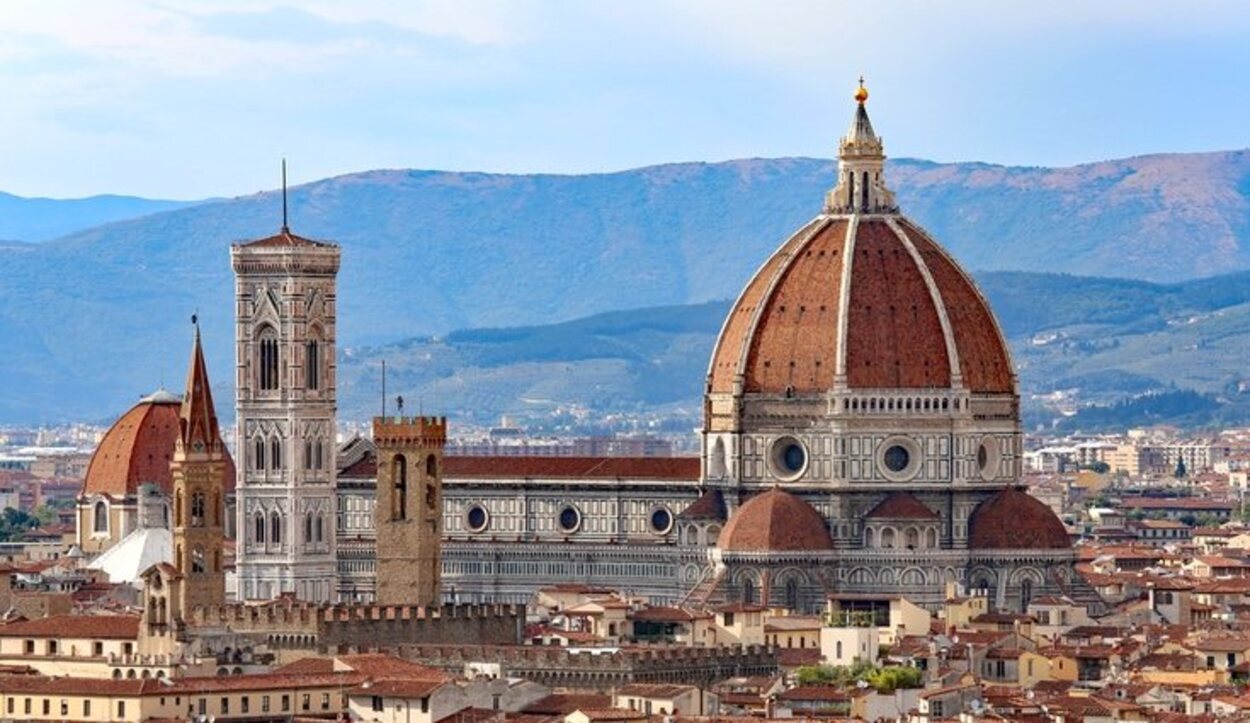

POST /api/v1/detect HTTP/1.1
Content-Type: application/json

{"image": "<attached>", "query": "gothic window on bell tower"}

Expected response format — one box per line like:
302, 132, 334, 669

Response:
258, 326, 280, 391
306, 338, 320, 391
191, 492, 205, 527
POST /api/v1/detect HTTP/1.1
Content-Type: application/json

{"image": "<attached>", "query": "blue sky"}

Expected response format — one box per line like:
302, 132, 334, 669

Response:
1, 0, 1248, 198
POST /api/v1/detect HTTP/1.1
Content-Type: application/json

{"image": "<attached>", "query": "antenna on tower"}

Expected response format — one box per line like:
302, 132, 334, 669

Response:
381, 360, 387, 418
281, 159, 289, 232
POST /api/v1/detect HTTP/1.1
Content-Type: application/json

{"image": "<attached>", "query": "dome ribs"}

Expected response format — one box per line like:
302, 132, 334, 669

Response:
899, 220, 1015, 394
708, 219, 825, 394
742, 220, 847, 393
845, 219, 950, 389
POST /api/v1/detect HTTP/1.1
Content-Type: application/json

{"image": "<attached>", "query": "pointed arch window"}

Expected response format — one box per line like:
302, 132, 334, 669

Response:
306, 339, 320, 391
258, 326, 280, 391
304, 513, 313, 543
254, 513, 266, 545
742, 578, 756, 605
271, 437, 282, 471
784, 578, 800, 611
270, 512, 282, 546
316, 440, 324, 471
314, 514, 324, 544
254, 438, 266, 471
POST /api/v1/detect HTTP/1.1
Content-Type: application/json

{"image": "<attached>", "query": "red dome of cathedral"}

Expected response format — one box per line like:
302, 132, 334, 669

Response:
968, 487, 1070, 550
717, 487, 834, 553
82, 390, 235, 499
707, 84, 1013, 399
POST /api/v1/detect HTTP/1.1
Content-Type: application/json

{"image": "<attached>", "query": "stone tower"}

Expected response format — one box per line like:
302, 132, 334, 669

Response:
372, 415, 446, 606
232, 224, 341, 602
171, 323, 226, 616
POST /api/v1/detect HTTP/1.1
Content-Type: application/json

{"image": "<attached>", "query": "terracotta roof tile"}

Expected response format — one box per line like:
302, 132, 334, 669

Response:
864, 492, 938, 520
717, 488, 833, 553
969, 487, 1070, 550
0, 614, 140, 639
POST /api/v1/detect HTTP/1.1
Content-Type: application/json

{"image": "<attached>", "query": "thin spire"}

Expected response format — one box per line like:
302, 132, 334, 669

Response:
178, 315, 221, 453
281, 159, 289, 232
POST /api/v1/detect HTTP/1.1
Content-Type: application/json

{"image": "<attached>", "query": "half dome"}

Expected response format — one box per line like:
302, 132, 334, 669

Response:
717, 487, 834, 553
968, 487, 1070, 550
83, 392, 235, 499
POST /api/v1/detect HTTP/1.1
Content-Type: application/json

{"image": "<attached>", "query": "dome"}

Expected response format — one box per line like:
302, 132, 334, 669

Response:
717, 487, 834, 552
82, 394, 235, 499
708, 216, 1013, 396
706, 87, 1013, 399
968, 487, 1070, 550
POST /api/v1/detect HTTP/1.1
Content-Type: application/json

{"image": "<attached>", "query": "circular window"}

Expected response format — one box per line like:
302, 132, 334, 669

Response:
649, 507, 673, 535
883, 445, 910, 473
768, 437, 809, 480
557, 505, 582, 533
465, 505, 489, 533
977, 436, 1001, 481
878, 436, 921, 482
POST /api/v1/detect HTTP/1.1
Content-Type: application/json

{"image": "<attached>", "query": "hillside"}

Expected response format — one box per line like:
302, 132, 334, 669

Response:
0, 191, 198, 243
334, 270, 1250, 433
4, 151, 1250, 422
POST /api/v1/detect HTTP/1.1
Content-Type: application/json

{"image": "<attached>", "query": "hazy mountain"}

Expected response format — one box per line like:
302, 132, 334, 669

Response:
3, 150, 1250, 423
0, 192, 199, 243
340, 270, 1250, 433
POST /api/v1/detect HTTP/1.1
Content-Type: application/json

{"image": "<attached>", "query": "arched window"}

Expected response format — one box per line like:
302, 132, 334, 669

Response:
271, 437, 282, 471
784, 578, 800, 611
393, 454, 408, 521
426, 455, 438, 478
191, 547, 205, 573
174, 491, 183, 527
304, 513, 313, 543
905, 527, 919, 550
925, 528, 938, 549
742, 578, 756, 605
315, 514, 324, 543
93, 501, 108, 533
270, 512, 282, 546
254, 438, 266, 471
305, 339, 320, 391
1020, 578, 1034, 611
190, 492, 205, 527
258, 326, 279, 391
316, 439, 324, 470
304, 440, 312, 470
709, 437, 727, 478
881, 528, 896, 549
254, 513, 265, 544
861, 170, 869, 211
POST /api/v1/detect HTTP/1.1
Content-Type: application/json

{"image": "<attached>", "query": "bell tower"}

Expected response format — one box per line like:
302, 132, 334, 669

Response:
372, 414, 446, 606
232, 209, 341, 602
171, 321, 226, 617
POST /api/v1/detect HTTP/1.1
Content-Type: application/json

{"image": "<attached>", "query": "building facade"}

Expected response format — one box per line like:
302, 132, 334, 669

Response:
232, 226, 341, 603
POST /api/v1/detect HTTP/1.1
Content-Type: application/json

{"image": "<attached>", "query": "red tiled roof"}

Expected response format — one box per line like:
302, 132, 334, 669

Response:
523, 694, 612, 715
969, 487, 1071, 550
678, 489, 727, 521
444, 456, 699, 480
82, 395, 236, 498
707, 215, 1014, 396
0, 614, 139, 639
239, 227, 334, 248
717, 488, 833, 553
865, 492, 938, 520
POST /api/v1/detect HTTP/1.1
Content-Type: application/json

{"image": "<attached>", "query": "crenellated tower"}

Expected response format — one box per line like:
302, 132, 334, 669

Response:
232, 220, 341, 603
171, 321, 227, 618
372, 415, 446, 606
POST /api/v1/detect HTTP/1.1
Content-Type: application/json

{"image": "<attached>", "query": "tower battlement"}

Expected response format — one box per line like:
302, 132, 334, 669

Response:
373, 417, 448, 446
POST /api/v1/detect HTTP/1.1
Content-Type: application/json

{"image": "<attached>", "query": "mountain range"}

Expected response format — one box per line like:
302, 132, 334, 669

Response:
337, 270, 1250, 434
2, 149, 1250, 425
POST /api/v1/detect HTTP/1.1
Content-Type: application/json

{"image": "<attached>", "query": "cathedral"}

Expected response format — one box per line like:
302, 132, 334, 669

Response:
77, 82, 1097, 615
